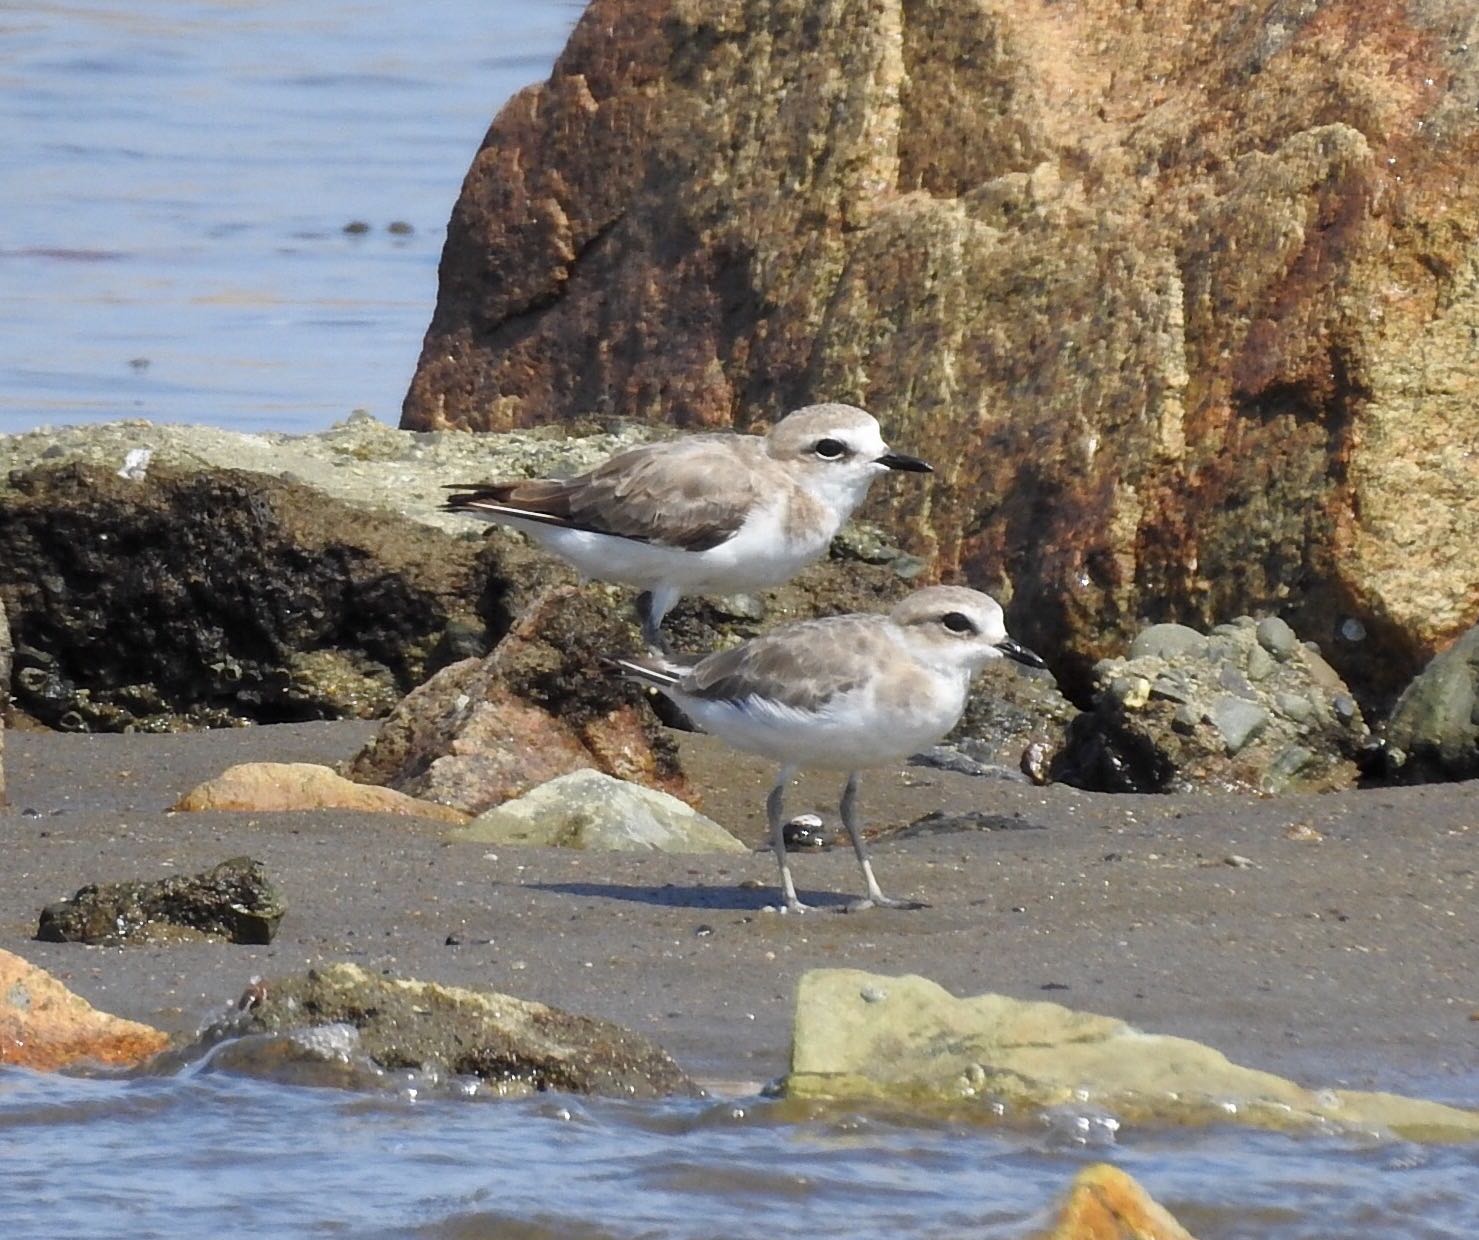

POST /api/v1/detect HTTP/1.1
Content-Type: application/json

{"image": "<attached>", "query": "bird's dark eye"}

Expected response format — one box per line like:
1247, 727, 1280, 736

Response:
941, 612, 977, 634
813, 438, 848, 459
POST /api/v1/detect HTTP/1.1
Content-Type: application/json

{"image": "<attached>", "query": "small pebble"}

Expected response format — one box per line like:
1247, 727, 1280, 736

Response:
1224, 854, 1254, 868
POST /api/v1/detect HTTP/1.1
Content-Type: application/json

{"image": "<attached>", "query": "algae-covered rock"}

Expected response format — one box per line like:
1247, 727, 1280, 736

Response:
452, 769, 746, 853
0, 948, 169, 1071
1041, 1164, 1197, 1240
211, 962, 696, 1098
784, 969, 1479, 1142
1054, 617, 1370, 794
0, 459, 514, 730
1380, 622, 1479, 783
36, 857, 285, 946
403, 0, 1479, 712
174, 762, 469, 824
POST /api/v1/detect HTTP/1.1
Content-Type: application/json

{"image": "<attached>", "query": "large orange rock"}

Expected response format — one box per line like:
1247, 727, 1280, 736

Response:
0, 949, 169, 1071
1040, 1164, 1196, 1240
173, 762, 469, 824
404, 0, 1479, 709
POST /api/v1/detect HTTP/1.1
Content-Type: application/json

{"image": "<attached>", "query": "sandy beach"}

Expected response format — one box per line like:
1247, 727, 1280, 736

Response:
3, 720, 1473, 1103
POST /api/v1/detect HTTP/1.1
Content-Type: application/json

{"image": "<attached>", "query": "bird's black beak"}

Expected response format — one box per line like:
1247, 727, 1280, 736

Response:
875, 452, 933, 473
996, 638, 1046, 669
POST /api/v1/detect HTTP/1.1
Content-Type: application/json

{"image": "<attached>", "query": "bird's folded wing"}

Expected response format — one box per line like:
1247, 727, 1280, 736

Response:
448, 439, 761, 552
681, 617, 892, 713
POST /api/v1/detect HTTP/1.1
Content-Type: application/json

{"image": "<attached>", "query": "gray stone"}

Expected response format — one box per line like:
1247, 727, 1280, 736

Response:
1274, 692, 1316, 724
909, 745, 1028, 781
1060, 615, 1369, 795
1332, 694, 1359, 725
784, 969, 1479, 1140
1129, 623, 1207, 661
1381, 622, 1479, 782
1149, 674, 1193, 704
1207, 696, 1269, 754
1256, 616, 1299, 659
709, 593, 766, 622
449, 770, 748, 854
1205, 636, 1241, 664
1217, 665, 1256, 699
1246, 644, 1276, 682
1171, 704, 1202, 734
1262, 745, 1316, 793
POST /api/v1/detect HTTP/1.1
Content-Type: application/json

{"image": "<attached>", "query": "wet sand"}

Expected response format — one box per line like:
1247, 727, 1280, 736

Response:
1, 721, 1474, 1102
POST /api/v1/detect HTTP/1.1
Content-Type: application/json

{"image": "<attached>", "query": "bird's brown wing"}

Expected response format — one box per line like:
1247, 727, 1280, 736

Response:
681, 616, 892, 712
445, 438, 762, 552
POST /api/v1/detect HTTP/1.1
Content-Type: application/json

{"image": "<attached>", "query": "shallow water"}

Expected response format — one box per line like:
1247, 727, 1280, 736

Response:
2, 1054, 1476, 1240
0, 0, 577, 434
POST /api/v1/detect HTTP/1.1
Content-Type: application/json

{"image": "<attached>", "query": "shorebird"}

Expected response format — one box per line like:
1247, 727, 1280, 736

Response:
444, 403, 931, 651
612, 586, 1045, 913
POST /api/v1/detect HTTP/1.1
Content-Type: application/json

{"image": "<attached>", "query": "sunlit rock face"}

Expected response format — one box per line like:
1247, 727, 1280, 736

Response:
404, 0, 1479, 710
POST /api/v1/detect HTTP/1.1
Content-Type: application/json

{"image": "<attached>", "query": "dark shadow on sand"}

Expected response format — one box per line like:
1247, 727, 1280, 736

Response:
528, 881, 852, 911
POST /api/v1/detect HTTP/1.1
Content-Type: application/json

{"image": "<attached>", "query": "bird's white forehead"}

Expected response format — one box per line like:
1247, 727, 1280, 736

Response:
889, 585, 1005, 629
766, 403, 888, 457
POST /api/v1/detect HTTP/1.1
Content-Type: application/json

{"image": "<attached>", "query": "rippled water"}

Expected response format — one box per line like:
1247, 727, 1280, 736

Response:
2, 1057, 1476, 1240
0, 0, 577, 433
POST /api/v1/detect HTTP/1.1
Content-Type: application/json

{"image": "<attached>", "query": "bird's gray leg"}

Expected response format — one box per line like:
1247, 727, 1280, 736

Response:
634, 592, 669, 654
840, 771, 926, 912
634, 585, 681, 655
767, 765, 811, 914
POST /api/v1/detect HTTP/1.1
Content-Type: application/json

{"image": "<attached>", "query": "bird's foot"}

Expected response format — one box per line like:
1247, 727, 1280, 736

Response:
845, 894, 929, 913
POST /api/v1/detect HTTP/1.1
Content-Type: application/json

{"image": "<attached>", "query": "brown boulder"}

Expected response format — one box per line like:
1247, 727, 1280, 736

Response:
174, 762, 469, 823
405, 0, 1479, 712
346, 585, 697, 814
0, 948, 168, 1070
1040, 1164, 1197, 1240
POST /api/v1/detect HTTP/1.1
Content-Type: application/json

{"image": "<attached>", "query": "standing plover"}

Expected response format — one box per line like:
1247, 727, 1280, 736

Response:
444, 403, 931, 651
613, 586, 1044, 912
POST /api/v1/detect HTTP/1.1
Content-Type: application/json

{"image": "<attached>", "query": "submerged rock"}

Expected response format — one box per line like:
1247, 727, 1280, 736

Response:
174, 762, 469, 824
0, 948, 169, 1071
36, 857, 286, 946
206, 962, 696, 1099
347, 585, 696, 815
784, 969, 1479, 1142
1379, 622, 1479, 783
1054, 616, 1370, 794
1043, 1164, 1197, 1240
451, 770, 746, 853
